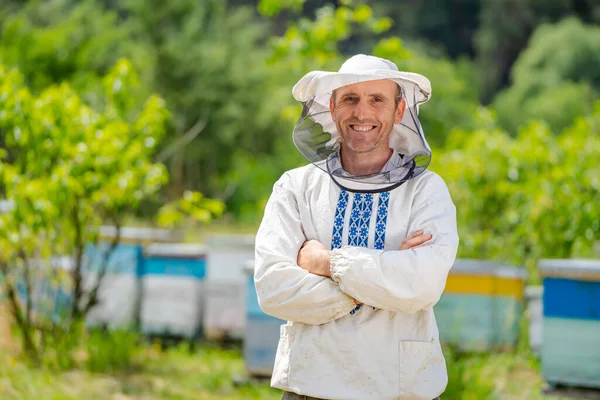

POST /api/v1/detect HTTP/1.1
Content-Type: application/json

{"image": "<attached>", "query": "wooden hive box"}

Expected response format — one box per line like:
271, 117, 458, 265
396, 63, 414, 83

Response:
435, 259, 527, 352
85, 226, 178, 329
140, 243, 206, 339
539, 259, 600, 391
203, 234, 255, 341
243, 260, 285, 377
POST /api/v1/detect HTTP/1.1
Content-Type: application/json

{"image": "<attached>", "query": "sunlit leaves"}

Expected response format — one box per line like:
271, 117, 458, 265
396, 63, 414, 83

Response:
257, 0, 305, 16
157, 191, 225, 228
432, 104, 600, 279
0, 59, 222, 267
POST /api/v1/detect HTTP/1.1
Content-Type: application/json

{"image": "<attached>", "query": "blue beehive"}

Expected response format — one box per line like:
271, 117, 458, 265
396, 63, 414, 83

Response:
84, 226, 178, 329
243, 260, 285, 377
435, 259, 527, 352
140, 243, 206, 339
539, 259, 600, 390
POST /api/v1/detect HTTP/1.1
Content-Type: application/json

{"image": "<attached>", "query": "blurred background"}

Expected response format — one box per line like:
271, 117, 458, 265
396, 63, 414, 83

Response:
1, 0, 600, 399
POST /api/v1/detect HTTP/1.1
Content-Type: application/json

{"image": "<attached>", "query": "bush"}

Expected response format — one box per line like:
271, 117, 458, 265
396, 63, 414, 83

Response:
85, 328, 143, 373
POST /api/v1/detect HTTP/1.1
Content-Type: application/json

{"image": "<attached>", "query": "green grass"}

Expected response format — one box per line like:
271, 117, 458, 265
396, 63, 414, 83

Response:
0, 342, 281, 400
0, 339, 577, 400
0, 304, 575, 400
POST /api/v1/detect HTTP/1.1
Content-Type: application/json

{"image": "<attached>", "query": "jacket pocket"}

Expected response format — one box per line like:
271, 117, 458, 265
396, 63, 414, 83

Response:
398, 339, 447, 399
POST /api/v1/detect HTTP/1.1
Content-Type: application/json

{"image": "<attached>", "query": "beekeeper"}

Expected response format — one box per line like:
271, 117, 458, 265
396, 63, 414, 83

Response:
254, 54, 459, 400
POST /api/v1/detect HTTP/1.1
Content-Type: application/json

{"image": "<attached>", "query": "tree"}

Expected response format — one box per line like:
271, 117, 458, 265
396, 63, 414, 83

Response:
432, 102, 600, 281
368, 0, 481, 58
373, 38, 480, 147
475, 0, 600, 103
120, 0, 286, 205
492, 17, 600, 133
0, 59, 223, 364
0, 0, 284, 217
0, 0, 152, 101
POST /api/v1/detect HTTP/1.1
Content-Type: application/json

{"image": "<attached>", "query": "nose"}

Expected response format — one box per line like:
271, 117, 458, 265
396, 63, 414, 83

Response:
352, 99, 370, 121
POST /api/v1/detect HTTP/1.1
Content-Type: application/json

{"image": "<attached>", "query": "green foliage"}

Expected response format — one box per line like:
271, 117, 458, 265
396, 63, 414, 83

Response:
367, 0, 481, 58
121, 0, 285, 207
493, 17, 600, 133
433, 103, 600, 279
374, 40, 480, 146
85, 329, 142, 373
474, 0, 600, 102
157, 190, 225, 228
267, 1, 391, 68
0, 0, 285, 217
0, 58, 169, 246
0, 0, 152, 104
258, 0, 304, 16
0, 59, 223, 363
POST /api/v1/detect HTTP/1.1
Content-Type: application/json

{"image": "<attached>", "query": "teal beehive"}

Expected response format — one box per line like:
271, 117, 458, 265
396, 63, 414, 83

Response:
539, 259, 600, 391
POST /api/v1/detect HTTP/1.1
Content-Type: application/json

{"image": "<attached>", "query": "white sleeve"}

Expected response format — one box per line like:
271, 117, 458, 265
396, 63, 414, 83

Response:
254, 173, 356, 325
329, 173, 459, 314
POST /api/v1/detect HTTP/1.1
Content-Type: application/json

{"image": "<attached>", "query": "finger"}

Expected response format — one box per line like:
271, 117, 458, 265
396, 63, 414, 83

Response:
410, 238, 432, 248
401, 234, 432, 249
401, 230, 424, 244
403, 234, 431, 246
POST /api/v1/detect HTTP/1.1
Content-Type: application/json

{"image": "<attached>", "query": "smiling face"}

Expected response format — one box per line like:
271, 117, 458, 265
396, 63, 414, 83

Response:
330, 79, 406, 155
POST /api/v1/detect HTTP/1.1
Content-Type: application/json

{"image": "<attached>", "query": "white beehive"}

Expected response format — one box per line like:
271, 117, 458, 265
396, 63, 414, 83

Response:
202, 234, 255, 341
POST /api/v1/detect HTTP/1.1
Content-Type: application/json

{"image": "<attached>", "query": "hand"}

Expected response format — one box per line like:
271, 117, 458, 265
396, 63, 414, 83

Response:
297, 240, 332, 277
400, 230, 432, 250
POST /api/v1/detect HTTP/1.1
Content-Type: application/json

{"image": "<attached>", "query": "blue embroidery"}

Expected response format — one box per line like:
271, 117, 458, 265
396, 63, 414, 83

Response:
374, 191, 390, 250
347, 193, 373, 248
330, 190, 391, 316
331, 189, 349, 250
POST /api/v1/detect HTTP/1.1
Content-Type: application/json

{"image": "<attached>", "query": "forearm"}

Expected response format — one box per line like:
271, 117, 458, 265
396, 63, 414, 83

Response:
324, 227, 457, 313
330, 243, 457, 313
255, 259, 355, 325
254, 174, 356, 325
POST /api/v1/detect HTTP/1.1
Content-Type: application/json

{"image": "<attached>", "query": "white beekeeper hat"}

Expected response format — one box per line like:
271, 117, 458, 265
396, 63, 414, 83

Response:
291, 54, 432, 193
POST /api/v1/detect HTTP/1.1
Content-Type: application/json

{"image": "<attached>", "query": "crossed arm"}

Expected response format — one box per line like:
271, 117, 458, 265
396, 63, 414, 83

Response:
297, 230, 432, 304
254, 173, 459, 325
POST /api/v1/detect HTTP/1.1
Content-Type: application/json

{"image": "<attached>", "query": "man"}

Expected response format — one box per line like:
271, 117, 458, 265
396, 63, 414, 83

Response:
254, 54, 459, 400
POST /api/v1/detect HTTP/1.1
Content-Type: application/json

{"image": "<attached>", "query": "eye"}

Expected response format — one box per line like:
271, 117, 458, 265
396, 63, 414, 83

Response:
344, 95, 357, 102
373, 97, 383, 103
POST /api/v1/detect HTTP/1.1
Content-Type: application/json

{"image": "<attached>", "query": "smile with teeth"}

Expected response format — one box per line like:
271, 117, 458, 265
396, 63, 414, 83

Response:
349, 124, 377, 132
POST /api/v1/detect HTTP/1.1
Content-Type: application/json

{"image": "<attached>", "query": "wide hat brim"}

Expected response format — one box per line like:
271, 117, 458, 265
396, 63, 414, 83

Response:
292, 69, 431, 107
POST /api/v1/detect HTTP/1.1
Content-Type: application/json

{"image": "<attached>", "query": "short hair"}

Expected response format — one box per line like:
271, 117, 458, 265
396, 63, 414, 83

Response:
331, 83, 403, 107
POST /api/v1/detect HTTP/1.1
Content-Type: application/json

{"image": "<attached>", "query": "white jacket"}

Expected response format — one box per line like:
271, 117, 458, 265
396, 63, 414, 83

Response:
254, 164, 459, 400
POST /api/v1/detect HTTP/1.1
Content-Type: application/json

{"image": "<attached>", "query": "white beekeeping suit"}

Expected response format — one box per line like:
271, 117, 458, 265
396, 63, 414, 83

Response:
254, 54, 459, 400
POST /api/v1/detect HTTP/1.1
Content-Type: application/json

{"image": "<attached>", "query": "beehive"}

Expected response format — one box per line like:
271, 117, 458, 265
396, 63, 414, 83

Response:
203, 234, 255, 341
243, 260, 285, 377
539, 259, 600, 390
84, 226, 178, 329
435, 259, 526, 352
141, 243, 206, 339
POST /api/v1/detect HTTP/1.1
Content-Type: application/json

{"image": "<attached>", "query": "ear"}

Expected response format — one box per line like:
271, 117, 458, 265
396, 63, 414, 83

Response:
395, 98, 406, 124
329, 97, 335, 116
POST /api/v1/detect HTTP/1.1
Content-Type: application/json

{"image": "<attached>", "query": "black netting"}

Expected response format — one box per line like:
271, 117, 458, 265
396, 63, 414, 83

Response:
292, 83, 431, 193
